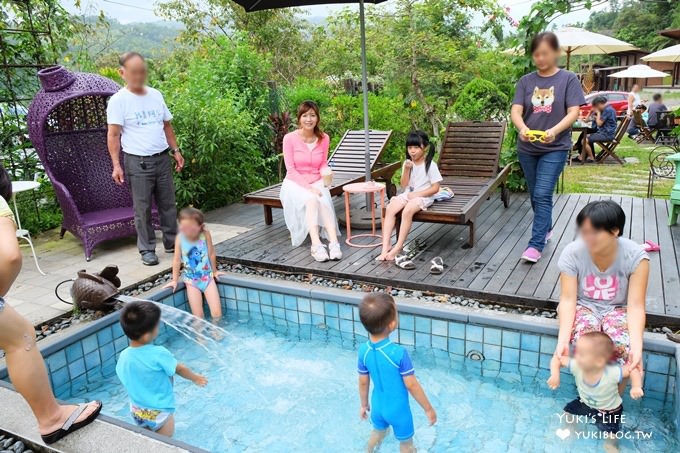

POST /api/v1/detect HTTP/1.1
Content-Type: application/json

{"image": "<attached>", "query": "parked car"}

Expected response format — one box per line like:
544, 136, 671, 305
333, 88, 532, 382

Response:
579, 91, 630, 118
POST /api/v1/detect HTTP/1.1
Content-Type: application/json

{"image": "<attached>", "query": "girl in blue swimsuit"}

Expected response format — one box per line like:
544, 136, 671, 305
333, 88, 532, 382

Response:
165, 207, 223, 320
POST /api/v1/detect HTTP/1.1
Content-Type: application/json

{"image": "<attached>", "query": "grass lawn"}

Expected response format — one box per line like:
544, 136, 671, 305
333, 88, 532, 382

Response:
561, 136, 676, 199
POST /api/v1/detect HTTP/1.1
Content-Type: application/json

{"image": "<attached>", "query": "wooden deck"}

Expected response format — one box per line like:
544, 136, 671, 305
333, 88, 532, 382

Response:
214, 194, 680, 326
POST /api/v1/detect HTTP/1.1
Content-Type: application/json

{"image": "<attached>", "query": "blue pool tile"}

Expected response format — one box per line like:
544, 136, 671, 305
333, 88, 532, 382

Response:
448, 338, 465, 356
273, 307, 285, 319
415, 332, 431, 348
324, 302, 339, 318
81, 335, 98, 355
99, 343, 115, 362
448, 322, 465, 339
646, 354, 670, 374
248, 303, 261, 314
51, 367, 70, 389
325, 316, 339, 331
311, 300, 325, 315
353, 321, 366, 336
466, 325, 483, 343
84, 351, 101, 369
339, 304, 354, 320
519, 350, 539, 368
272, 293, 284, 308
539, 336, 557, 354
353, 306, 360, 320
431, 319, 447, 337
285, 309, 298, 323
65, 343, 83, 362
111, 323, 124, 339
502, 347, 520, 364
250, 310, 263, 321
299, 312, 311, 326
236, 300, 249, 312
46, 350, 67, 371
114, 337, 128, 353
297, 298, 311, 313
172, 292, 185, 307
311, 314, 324, 326
667, 378, 675, 395
226, 299, 237, 311
97, 327, 113, 346
284, 295, 297, 310
502, 331, 520, 348
520, 333, 540, 352
400, 330, 414, 346
431, 335, 447, 351
261, 304, 273, 316
68, 358, 86, 379
483, 344, 501, 362
235, 287, 248, 301
465, 341, 483, 356
415, 317, 431, 334
340, 319, 354, 334
645, 372, 668, 393
399, 314, 414, 331
483, 328, 502, 346
247, 289, 259, 303
259, 291, 272, 305
221, 285, 235, 299
274, 316, 287, 327
539, 353, 553, 370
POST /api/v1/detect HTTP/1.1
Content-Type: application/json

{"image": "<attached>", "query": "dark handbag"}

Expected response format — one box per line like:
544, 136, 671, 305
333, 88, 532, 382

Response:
70, 265, 121, 311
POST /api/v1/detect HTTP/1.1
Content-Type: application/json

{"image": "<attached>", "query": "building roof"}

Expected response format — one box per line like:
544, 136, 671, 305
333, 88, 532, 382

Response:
659, 28, 680, 41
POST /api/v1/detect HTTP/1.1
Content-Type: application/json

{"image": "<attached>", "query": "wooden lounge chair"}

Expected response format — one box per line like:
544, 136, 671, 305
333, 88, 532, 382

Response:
404, 121, 510, 247
595, 116, 631, 165
244, 130, 398, 224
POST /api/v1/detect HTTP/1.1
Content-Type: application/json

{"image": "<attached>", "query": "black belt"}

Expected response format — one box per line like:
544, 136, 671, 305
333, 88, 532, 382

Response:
124, 149, 169, 158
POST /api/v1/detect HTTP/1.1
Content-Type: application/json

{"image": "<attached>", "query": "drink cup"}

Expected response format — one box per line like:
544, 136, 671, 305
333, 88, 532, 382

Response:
321, 168, 333, 187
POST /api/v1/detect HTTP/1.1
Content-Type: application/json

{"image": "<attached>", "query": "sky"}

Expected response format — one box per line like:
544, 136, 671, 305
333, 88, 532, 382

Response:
62, 0, 610, 27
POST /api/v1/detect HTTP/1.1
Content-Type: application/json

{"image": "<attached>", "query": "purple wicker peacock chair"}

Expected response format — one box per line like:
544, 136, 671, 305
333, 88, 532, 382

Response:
27, 66, 159, 261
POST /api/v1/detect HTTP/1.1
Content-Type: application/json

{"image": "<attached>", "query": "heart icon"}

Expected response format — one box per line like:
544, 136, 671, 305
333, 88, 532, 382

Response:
555, 428, 570, 440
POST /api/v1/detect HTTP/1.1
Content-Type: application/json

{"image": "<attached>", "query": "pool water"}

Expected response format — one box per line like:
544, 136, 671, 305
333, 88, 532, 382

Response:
62, 316, 678, 452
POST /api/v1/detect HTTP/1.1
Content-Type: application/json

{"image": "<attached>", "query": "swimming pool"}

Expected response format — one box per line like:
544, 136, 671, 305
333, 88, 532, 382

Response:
2, 274, 679, 452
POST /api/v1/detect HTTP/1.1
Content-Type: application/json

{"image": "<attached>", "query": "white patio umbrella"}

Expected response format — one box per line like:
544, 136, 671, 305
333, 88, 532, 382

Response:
608, 64, 670, 79
642, 44, 680, 63
554, 27, 638, 69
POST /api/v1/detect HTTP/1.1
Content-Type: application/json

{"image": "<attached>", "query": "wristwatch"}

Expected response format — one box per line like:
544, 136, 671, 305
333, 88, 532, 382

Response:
169, 147, 180, 156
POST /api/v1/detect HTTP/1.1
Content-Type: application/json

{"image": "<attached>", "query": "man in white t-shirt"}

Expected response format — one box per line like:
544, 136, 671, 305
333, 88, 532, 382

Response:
106, 52, 185, 266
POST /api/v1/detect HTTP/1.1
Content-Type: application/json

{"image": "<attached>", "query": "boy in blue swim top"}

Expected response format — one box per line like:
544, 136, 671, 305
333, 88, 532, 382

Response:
116, 301, 207, 437
357, 293, 437, 452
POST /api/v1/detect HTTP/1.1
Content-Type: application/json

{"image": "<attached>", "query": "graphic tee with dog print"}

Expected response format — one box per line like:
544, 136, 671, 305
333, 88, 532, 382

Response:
558, 237, 649, 317
512, 69, 586, 155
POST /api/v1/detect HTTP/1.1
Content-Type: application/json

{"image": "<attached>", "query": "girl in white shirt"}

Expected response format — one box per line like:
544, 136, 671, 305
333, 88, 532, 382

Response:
377, 131, 442, 262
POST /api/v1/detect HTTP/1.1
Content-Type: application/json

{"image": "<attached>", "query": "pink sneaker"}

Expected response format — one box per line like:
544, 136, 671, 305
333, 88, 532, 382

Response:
521, 247, 541, 263
545, 230, 553, 244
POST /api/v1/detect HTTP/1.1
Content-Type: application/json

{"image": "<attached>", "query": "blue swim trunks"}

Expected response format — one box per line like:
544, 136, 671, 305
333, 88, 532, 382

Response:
358, 337, 415, 441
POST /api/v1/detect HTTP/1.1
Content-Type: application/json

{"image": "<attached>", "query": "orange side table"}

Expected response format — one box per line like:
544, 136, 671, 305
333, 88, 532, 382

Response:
342, 181, 385, 248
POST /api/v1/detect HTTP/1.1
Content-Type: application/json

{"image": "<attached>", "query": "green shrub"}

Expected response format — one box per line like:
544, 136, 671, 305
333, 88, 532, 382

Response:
500, 128, 527, 192
452, 78, 508, 121
159, 38, 275, 210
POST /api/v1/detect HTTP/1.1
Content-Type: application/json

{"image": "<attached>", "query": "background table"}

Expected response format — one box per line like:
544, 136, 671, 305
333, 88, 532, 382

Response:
11, 181, 46, 275
342, 181, 385, 248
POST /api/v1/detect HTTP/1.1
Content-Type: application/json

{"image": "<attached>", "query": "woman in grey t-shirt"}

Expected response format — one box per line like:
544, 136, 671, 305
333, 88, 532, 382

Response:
511, 32, 586, 264
556, 201, 649, 377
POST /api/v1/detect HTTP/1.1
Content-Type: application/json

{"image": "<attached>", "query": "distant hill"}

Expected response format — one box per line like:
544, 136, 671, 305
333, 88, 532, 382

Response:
79, 16, 182, 58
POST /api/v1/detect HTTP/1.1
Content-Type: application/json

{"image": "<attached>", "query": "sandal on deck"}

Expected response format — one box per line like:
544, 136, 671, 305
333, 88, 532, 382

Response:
430, 257, 444, 274
395, 255, 416, 270
643, 240, 660, 253
41, 401, 103, 445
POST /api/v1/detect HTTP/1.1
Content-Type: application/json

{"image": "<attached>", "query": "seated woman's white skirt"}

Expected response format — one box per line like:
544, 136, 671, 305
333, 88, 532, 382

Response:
280, 178, 340, 247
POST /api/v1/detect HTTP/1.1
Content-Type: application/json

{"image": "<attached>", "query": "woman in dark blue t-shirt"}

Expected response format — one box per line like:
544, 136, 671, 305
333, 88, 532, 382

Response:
511, 32, 586, 264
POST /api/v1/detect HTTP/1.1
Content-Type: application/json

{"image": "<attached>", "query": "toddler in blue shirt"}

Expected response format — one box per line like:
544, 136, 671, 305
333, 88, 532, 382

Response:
116, 301, 207, 437
357, 293, 437, 452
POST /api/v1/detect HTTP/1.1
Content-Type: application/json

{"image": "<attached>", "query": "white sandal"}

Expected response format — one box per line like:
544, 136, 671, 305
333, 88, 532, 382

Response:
395, 254, 416, 270
328, 242, 343, 260
430, 256, 444, 274
311, 244, 329, 262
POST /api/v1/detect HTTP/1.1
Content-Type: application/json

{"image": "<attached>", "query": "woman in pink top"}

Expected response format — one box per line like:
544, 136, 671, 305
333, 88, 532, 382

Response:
280, 101, 341, 262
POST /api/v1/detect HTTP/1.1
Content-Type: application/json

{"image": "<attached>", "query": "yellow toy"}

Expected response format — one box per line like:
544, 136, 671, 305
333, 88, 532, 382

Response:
525, 130, 547, 142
